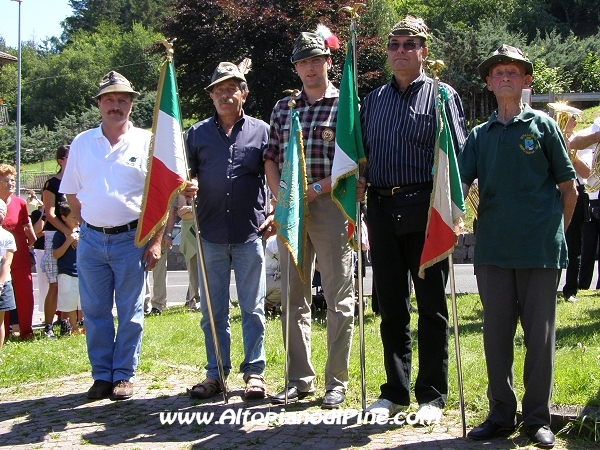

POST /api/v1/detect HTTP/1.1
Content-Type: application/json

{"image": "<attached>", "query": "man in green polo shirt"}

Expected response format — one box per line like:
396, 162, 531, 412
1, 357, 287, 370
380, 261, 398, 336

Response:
459, 45, 578, 449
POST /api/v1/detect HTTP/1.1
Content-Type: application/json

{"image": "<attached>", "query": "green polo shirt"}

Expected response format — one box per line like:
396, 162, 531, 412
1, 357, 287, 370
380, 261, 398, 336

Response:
459, 105, 576, 269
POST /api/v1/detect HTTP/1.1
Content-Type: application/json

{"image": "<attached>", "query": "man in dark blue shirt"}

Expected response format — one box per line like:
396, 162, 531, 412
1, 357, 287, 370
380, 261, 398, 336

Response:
185, 61, 273, 401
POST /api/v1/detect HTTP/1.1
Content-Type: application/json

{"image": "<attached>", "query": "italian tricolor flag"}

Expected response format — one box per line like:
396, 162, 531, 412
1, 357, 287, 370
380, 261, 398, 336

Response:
331, 38, 366, 250
418, 86, 466, 278
135, 58, 187, 247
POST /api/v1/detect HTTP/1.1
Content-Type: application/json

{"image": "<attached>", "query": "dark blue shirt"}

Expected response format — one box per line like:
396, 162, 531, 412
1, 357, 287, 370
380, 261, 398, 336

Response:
361, 72, 468, 187
186, 112, 269, 244
52, 229, 78, 277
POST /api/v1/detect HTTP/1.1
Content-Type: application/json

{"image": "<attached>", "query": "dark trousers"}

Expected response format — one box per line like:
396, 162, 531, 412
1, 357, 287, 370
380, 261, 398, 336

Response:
476, 265, 558, 427
579, 199, 600, 289
366, 192, 449, 407
563, 188, 587, 298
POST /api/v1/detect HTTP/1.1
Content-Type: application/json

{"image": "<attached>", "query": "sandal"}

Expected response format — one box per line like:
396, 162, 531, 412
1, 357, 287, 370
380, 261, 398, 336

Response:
244, 374, 266, 400
187, 378, 222, 399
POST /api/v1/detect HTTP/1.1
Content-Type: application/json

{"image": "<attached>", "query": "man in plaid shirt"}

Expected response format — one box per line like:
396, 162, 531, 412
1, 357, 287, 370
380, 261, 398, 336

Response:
264, 29, 354, 410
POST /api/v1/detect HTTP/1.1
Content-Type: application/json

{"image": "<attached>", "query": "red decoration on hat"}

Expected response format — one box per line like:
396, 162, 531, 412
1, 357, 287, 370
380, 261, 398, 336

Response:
316, 24, 340, 50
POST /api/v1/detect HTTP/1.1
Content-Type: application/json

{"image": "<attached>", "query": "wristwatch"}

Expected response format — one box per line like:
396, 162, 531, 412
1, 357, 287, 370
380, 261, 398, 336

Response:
164, 232, 173, 238
313, 182, 322, 195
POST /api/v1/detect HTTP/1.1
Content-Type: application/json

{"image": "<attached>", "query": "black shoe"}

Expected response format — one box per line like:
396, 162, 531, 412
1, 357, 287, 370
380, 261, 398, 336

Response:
43, 324, 56, 339
87, 380, 113, 399
528, 425, 555, 448
60, 319, 71, 336
322, 390, 345, 409
467, 420, 515, 440
271, 386, 313, 404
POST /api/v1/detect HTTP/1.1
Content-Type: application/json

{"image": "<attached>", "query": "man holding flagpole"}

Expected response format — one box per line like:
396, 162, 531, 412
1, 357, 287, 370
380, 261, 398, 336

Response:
61, 71, 169, 400
358, 16, 467, 424
63, 66, 197, 401
185, 62, 271, 401
265, 27, 355, 410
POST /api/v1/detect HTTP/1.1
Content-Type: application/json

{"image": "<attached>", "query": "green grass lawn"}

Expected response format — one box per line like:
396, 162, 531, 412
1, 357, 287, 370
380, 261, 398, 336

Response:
1, 290, 599, 428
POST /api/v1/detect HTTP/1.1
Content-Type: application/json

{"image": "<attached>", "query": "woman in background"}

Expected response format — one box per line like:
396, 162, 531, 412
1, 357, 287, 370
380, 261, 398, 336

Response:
41, 144, 72, 338
0, 164, 36, 340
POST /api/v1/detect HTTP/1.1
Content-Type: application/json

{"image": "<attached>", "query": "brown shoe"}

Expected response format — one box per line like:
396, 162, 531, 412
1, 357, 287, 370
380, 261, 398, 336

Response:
112, 380, 134, 400
87, 380, 113, 399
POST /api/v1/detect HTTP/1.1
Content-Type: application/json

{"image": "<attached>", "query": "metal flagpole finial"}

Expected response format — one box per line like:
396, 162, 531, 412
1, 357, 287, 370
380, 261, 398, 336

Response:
158, 38, 176, 60
426, 59, 445, 79
340, 3, 366, 19
284, 89, 301, 108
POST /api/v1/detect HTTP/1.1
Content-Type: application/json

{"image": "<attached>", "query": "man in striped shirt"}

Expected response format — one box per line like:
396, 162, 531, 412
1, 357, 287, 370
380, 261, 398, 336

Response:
264, 30, 355, 410
359, 16, 467, 424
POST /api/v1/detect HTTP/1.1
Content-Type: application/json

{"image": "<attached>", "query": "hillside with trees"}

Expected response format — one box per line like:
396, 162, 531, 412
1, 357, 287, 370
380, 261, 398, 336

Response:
0, 0, 599, 164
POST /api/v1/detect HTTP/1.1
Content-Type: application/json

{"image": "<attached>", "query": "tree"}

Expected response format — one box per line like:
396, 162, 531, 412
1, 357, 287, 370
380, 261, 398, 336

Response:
530, 59, 572, 94
576, 52, 600, 92
21, 23, 163, 129
545, 0, 600, 37
163, 0, 391, 123
63, 0, 171, 39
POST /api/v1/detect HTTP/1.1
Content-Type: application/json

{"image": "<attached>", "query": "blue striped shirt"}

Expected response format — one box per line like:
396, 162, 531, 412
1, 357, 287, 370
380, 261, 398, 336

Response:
360, 72, 467, 187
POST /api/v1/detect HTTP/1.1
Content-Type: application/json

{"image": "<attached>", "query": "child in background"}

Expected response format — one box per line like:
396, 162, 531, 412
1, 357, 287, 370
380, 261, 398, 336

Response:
0, 198, 17, 349
52, 202, 82, 335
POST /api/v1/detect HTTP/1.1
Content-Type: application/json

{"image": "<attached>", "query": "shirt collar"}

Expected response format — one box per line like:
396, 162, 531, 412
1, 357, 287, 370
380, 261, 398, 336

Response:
95, 121, 134, 141
485, 104, 535, 131
297, 82, 339, 103
212, 111, 247, 128
390, 71, 427, 93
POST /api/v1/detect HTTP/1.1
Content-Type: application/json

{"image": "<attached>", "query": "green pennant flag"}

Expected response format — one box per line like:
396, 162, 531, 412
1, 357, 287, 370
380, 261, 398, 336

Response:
274, 110, 309, 282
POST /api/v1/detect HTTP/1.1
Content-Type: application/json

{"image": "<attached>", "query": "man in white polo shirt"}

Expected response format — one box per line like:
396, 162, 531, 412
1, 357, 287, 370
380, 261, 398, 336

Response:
62, 71, 168, 400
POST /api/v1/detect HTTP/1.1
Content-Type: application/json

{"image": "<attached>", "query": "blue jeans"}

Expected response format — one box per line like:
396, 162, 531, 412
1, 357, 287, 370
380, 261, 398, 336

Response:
78, 223, 146, 383
199, 238, 266, 380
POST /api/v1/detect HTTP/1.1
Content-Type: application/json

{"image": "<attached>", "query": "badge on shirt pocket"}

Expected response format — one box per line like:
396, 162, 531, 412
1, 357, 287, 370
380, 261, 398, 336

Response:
321, 128, 335, 142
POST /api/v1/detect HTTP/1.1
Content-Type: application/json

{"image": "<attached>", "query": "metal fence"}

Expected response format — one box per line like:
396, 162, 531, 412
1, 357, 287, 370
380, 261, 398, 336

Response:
19, 171, 54, 193
532, 92, 600, 103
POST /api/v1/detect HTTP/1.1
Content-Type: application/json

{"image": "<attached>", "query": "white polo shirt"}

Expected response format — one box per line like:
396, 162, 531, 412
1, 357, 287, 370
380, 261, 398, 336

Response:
0, 227, 16, 281
579, 117, 600, 199
61, 122, 151, 227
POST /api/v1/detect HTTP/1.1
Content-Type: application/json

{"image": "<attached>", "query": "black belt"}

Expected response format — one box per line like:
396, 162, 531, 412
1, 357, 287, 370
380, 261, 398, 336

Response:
86, 220, 138, 234
370, 182, 433, 197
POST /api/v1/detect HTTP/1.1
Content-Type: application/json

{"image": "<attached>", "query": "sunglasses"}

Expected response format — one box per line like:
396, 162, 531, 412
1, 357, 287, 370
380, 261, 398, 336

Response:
387, 41, 422, 52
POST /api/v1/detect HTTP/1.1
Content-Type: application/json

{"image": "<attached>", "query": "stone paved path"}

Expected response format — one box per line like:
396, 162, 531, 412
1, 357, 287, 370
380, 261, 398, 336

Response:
0, 373, 581, 449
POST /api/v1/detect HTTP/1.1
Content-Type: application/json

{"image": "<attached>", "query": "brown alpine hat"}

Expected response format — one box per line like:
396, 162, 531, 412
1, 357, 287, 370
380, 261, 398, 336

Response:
93, 71, 139, 99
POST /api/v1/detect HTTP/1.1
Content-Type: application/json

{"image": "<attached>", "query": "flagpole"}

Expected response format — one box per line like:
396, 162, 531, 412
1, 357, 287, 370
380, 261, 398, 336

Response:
449, 255, 466, 436
281, 90, 301, 406
284, 250, 291, 405
430, 59, 466, 436
161, 40, 229, 404
341, 2, 367, 413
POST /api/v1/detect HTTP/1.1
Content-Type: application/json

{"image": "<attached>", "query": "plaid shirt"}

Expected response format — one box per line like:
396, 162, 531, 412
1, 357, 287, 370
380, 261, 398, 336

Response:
264, 82, 339, 184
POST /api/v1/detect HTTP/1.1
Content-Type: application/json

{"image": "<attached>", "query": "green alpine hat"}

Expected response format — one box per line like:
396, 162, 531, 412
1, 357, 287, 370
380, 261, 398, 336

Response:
388, 15, 429, 40
478, 44, 533, 82
205, 62, 246, 91
291, 32, 330, 64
